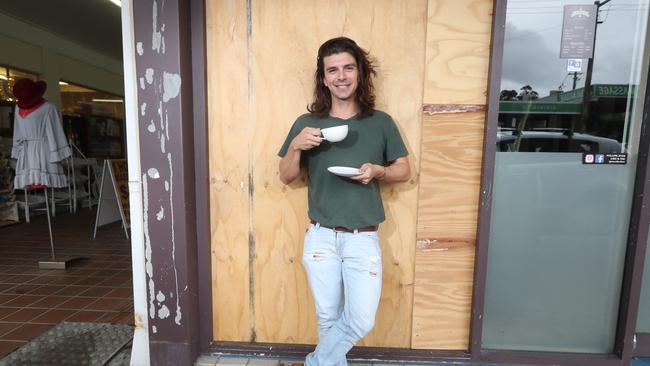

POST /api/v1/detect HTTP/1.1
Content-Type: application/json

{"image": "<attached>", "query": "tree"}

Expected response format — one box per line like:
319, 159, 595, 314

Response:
517, 85, 539, 101
500, 89, 518, 101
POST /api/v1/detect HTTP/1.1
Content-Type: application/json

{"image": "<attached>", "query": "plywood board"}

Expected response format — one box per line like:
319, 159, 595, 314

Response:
207, 0, 252, 341
423, 0, 493, 105
248, 0, 427, 347
411, 110, 485, 349
417, 111, 485, 240
412, 245, 474, 349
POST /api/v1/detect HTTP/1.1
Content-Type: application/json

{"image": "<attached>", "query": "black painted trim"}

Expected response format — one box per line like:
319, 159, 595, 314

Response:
470, 0, 507, 360
190, 0, 213, 353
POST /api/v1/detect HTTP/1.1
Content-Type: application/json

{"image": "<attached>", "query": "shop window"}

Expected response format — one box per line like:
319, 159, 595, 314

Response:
0, 66, 38, 103
639, 230, 650, 333
59, 81, 125, 159
483, 0, 649, 353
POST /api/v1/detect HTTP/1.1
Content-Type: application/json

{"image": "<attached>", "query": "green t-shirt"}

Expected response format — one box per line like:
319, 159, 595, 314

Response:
278, 110, 408, 229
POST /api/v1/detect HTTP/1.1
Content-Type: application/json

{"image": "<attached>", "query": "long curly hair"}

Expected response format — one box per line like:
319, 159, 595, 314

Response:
307, 37, 377, 119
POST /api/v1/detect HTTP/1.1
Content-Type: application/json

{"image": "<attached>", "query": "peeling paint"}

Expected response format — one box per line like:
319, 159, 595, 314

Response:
149, 278, 156, 319
158, 305, 170, 319
147, 168, 160, 179
136, 41, 144, 56
139, 77, 145, 90
143, 174, 155, 319
147, 120, 156, 133
156, 206, 164, 221
168, 152, 182, 325
149, 280, 155, 318
151, 0, 162, 53
152, 325, 157, 334
162, 72, 182, 102
156, 291, 166, 302
140, 102, 147, 116
158, 102, 163, 131
164, 181, 169, 191
164, 115, 168, 145
145, 68, 155, 84
160, 134, 166, 153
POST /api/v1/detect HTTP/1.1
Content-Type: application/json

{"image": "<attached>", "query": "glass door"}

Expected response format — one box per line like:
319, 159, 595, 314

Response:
483, 0, 650, 353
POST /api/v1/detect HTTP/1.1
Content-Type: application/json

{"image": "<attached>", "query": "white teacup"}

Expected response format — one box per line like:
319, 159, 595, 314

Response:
321, 125, 348, 142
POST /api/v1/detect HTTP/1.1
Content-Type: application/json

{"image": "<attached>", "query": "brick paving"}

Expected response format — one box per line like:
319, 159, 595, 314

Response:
0, 209, 133, 358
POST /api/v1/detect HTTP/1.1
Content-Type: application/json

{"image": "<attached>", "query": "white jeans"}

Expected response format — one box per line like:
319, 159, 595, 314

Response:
302, 223, 382, 366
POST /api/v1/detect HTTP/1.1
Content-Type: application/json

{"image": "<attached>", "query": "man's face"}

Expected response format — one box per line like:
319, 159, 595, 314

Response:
322, 52, 359, 104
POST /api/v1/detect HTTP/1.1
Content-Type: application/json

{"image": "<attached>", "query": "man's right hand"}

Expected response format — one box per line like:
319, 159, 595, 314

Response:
291, 127, 322, 151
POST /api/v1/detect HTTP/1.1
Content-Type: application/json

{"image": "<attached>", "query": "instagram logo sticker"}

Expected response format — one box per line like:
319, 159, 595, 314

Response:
584, 154, 594, 164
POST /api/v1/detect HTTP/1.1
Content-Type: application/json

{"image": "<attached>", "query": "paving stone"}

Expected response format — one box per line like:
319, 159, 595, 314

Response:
247, 358, 281, 366
195, 355, 219, 366
217, 356, 250, 366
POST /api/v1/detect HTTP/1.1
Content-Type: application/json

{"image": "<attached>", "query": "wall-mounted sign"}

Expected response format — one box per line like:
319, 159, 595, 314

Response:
560, 5, 597, 59
567, 58, 583, 72
583, 152, 627, 165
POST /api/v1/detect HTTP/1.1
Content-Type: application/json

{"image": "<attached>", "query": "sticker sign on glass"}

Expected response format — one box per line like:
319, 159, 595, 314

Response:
583, 153, 627, 165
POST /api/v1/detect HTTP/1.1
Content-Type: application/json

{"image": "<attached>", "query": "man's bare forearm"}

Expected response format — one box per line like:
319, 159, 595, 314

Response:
279, 144, 301, 184
379, 157, 410, 183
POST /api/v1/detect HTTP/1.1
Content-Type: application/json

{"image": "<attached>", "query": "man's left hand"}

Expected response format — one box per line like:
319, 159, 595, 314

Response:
350, 163, 384, 185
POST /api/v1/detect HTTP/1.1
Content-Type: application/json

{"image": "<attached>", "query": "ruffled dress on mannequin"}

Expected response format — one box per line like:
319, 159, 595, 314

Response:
10, 79, 78, 269
11, 79, 71, 189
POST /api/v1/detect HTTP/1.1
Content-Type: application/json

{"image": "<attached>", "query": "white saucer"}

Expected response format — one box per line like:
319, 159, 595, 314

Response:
327, 166, 361, 177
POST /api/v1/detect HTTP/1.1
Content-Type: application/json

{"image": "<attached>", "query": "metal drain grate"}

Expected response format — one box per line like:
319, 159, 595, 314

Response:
0, 321, 133, 366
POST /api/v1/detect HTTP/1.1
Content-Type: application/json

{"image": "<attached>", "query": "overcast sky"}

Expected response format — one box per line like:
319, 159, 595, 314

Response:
501, 0, 650, 97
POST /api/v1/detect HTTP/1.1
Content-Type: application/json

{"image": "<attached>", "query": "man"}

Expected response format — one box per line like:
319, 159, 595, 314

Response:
278, 37, 410, 366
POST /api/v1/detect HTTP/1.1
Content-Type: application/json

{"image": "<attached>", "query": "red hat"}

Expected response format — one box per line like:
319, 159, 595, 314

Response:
12, 78, 47, 109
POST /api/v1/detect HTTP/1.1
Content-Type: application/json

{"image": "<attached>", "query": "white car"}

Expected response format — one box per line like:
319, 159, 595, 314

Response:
497, 130, 623, 153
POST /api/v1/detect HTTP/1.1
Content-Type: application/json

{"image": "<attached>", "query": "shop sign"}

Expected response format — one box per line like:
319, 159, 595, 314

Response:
499, 101, 582, 114
560, 5, 597, 59
593, 84, 633, 98
110, 159, 130, 223
94, 159, 130, 239
557, 85, 635, 102
567, 58, 583, 72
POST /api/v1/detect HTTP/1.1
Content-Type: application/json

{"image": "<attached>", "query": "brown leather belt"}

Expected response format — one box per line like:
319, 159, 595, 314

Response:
309, 219, 377, 233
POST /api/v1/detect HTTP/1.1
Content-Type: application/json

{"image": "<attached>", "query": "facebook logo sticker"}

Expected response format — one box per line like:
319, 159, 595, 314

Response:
595, 154, 605, 164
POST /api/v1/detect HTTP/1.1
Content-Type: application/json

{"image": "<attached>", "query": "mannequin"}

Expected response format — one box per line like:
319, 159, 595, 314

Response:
11, 79, 71, 189
10, 78, 76, 268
